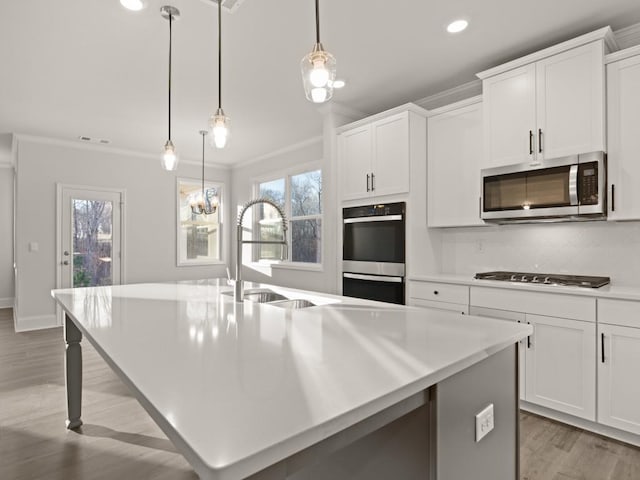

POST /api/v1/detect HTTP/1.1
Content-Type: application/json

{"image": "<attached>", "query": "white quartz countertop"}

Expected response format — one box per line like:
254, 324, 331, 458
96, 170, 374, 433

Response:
52, 279, 531, 480
409, 273, 640, 301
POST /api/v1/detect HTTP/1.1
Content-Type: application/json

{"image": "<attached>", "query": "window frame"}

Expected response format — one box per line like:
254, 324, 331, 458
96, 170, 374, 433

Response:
251, 162, 324, 271
176, 177, 225, 267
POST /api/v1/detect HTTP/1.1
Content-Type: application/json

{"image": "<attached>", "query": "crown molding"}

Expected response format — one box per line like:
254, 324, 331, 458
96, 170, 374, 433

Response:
614, 22, 640, 50
233, 136, 323, 170
415, 80, 482, 111
12, 133, 231, 170
605, 44, 640, 64
426, 95, 483, 117
477, 26, 617, 79
336, 103, 428, 134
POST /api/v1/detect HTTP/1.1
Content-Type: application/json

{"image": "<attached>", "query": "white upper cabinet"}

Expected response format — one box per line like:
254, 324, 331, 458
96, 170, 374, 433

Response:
606, 46, 640, 220
482, 64, 536, 167
478, 27, 615, 169
338, 106, 426, 202
427, 97, 484, 227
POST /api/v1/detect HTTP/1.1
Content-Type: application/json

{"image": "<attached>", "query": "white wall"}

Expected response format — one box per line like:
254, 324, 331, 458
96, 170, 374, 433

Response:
437, 221, 640, 287
0, 166, 14, 308
14, 137, 231, 331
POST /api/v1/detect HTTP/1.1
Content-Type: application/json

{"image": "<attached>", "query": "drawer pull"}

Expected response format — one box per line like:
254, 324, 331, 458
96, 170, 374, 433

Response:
433, 290, 439, 295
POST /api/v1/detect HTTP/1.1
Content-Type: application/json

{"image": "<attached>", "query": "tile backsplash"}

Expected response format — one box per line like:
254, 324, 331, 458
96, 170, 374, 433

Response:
439, 221, 640, 287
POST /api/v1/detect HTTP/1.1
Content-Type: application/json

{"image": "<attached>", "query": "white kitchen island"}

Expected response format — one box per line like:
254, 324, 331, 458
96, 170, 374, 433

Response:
52, 279, 532, 480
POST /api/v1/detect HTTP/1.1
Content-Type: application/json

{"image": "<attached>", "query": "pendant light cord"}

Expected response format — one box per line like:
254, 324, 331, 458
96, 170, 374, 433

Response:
315, 0, 320, 44
218, 0, 222, 110
168, 13, 173, 140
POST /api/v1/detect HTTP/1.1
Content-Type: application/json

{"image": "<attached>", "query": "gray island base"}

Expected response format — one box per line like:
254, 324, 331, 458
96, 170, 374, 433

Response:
54, 280, 529, 480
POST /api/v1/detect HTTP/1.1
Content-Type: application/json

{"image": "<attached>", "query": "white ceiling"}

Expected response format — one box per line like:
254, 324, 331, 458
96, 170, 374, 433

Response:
2, 0, 640, 166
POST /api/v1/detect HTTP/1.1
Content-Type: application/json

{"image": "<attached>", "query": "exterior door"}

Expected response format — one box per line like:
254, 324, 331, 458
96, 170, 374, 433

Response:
57, 186, 123, 323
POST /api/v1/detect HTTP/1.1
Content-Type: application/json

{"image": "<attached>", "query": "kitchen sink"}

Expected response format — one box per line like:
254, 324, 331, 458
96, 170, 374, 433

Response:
222, 289, 288, 303
268, 299, 316, 309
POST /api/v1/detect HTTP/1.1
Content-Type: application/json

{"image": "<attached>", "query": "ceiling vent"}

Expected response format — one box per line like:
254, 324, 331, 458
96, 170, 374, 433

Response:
78, 136, 112, 145
199, 0, 246, 14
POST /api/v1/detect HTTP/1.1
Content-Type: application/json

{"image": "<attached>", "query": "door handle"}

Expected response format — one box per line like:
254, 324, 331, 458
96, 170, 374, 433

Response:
601, 333, 605, 363
538, 128, 543, 153
529, 130, 534, 155
611, 184, 615, 212
366, 174, 370, 192
371, 173, 375, 191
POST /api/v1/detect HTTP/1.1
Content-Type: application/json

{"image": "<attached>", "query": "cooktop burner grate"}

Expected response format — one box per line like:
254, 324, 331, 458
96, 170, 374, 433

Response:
474, 271, 610, 288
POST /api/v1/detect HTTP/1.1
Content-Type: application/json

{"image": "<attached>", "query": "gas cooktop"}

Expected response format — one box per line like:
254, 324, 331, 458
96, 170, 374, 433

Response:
474, 271, 610, 288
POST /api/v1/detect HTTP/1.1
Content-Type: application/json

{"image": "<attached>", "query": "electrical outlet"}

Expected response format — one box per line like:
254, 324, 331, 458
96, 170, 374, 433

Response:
475, 403, 494, 442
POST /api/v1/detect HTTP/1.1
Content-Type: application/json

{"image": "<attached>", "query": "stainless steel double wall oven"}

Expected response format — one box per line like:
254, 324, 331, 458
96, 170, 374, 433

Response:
342, 202, 406, 304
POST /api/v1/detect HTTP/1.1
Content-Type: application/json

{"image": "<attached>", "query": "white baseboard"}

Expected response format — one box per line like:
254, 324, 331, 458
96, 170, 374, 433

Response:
14, 314, 59, 332
521, 401, 640, 448
0, 297, 14, 309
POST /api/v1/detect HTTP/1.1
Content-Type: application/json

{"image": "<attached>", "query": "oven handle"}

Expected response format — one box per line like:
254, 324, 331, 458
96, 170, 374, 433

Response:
343, 273, 404, 283
343, 214, 403, 224
569, 164, 579, 205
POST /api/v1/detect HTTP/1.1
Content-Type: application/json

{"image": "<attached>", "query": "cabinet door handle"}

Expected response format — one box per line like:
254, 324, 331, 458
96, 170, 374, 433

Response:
538, 128, 543, 153
612, 184, 615, 212
371, 172, 375, 191
527, 321, 532, 349
529, 130, 534, 155
366, 174, 370, 192
433, 290, 439, 295
601, 333, 605, 363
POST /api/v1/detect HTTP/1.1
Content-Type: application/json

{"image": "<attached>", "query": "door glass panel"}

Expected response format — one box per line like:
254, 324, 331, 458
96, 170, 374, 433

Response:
72, 199, 113, 287
526, 166, 570, 208
484, 172, 527, 211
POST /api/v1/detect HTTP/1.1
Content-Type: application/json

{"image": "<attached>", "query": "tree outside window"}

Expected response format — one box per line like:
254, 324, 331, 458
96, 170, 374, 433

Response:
257, 169, 322, 264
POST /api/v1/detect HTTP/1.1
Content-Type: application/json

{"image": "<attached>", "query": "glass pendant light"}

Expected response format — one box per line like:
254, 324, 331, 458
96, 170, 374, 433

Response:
160, 6, 180, 171
301, 0, 336, 104
208, 0, 230, 149
190, 130, 219, 215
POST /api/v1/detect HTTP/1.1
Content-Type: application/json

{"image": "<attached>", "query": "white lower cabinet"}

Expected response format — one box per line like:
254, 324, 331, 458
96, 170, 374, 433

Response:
470, 287, 597, 420
525, 314, 596, 420
597, 299, 640, 435
408, 281, 469, 315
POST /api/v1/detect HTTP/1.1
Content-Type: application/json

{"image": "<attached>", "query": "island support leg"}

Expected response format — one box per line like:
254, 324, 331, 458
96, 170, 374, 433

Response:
64, 314, 83, 430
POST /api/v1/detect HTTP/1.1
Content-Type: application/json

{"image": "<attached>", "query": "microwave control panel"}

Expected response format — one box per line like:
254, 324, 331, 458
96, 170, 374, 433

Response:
578, 161, 599, 205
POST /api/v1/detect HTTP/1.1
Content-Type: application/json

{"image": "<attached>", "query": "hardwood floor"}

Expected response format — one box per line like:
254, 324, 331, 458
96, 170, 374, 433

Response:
1, 308, 639, 479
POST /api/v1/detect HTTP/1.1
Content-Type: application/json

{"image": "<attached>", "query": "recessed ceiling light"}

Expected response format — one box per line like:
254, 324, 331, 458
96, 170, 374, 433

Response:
120, 0, 147, 11
447, 19, 468, 34
331, 79, 346, 89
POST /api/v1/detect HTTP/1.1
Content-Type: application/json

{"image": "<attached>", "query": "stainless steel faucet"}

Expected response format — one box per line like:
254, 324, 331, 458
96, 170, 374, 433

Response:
234, 198, 288, 301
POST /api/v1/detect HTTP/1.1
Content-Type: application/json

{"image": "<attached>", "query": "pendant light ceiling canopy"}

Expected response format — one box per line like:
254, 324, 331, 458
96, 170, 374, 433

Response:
208, 0, 230, 149
160, 5, 180, 171
190, 130, 219, 215
301, 0, 337, 104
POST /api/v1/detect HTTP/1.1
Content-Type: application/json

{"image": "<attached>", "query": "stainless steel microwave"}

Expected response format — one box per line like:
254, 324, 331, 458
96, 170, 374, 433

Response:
481, 151, 606, 222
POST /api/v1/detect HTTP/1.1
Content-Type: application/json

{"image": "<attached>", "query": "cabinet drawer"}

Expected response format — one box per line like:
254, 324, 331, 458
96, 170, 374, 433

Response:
410, 298, 469, 315
409, 281, 469, 305
598, 299, 640, 329
470, 286, 595, 322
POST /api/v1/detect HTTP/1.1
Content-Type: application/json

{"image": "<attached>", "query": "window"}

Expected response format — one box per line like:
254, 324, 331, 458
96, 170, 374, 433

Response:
256, 168, 322, 265
177, 178, 223, 266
